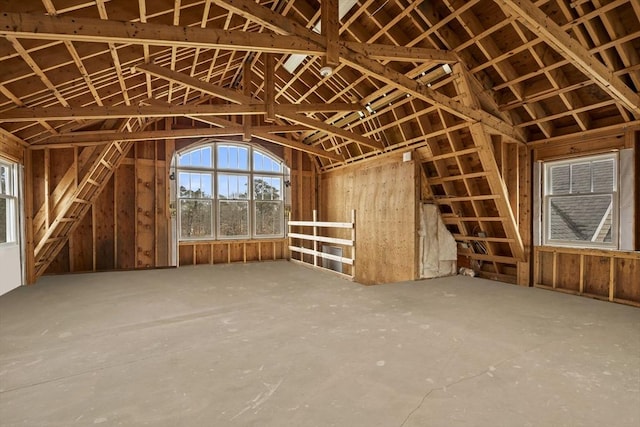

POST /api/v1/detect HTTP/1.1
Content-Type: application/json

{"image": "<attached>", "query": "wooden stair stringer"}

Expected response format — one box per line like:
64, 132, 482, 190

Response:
33, 139, 134, 278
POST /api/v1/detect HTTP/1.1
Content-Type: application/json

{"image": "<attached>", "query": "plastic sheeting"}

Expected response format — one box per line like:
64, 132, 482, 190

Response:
419, 203, 457, 279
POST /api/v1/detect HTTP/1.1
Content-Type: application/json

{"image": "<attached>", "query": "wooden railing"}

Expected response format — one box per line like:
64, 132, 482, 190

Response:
288, 210, 356, 279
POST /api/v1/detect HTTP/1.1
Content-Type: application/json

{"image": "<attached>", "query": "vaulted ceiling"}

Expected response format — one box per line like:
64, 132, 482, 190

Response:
1, 0, 639, 170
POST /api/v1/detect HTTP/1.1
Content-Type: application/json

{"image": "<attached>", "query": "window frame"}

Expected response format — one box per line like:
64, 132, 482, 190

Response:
176, 142, 286, 242
0, 160, 18, 246
541, 152, 619, 250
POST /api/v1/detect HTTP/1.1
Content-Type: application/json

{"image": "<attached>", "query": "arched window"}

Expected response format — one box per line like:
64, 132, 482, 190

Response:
176, 143, 286, 240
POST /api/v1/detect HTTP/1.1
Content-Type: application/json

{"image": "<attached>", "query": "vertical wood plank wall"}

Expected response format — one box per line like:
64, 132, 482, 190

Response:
319, 153, 417, 285
30, 140, 173, 274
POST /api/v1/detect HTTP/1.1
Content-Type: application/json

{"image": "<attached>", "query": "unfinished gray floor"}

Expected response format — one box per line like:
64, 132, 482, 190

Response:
0, 261, 638, 426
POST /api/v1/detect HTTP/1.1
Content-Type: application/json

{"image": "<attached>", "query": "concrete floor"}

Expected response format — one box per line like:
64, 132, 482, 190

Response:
0, 261, 638, 426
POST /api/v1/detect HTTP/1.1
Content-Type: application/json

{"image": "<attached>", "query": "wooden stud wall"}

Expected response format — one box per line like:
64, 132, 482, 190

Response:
320, 153, 417, 285
532, 128, 639, 306
0, 136, 25, 164
534, 247, 640, 307
23, 116, 315, 276
286, 148, 318, 265
178, 239, 287, 266
28, 124, 173, 275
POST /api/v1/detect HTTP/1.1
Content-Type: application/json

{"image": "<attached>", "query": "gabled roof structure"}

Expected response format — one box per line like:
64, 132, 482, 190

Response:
1, 0, 638, 158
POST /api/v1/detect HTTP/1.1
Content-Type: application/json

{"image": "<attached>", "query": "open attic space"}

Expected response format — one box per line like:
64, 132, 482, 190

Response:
0, 0, 639, 425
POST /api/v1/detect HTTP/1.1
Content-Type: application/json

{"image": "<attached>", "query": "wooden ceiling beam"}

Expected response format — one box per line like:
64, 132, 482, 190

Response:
212, 0, 525, 144
135, 62, 377, 152
253, 132, 343, 162
343, 42, 458, 63
0, 12, 325, 56
277, 113, 384, 152
0, 102, 362, 123
497, 0, 640, 117
134, 62, 253, 104
33, 125, 307, 146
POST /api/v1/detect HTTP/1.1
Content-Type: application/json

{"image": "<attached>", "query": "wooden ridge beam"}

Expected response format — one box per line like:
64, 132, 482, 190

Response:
498, 0, 640, 117
0, 12, 325, 56
0, 102, 362, 122
277, 113, 384, 152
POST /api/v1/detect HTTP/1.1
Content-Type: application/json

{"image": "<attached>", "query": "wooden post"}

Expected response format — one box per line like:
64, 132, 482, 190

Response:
579, 254, 585, 294
313, 209, 318, 267
243, 61, 252, 142
552, 251, 557, 289
264, 53, 276, 122
609, 256, 616, 301
321, 0, 339, 69
24, 149, 36, 284
351, 209, 356, 280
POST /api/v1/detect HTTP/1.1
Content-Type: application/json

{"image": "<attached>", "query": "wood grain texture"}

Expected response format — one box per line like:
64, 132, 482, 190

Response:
320, 154, 417, 285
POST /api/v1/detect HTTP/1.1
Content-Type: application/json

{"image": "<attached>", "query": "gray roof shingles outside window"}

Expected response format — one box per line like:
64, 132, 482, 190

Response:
546, 159, 614, 243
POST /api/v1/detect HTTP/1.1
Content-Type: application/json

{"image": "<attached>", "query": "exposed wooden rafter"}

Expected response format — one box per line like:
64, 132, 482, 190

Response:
211, 0, 526, 143
134, 62, 380, 152
498, 0, 640, 117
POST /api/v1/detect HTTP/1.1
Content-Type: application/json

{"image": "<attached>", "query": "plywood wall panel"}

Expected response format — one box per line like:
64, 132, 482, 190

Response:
582, 256, 610, 298
47, 242, 70, 274
155, 165, 169, 267
70, 209, 93, 272
195, 244, 211, 265
135, 163, 155, 268
116, 164, 136, 270
30, 150, 45, 214
0, 138, 24, 163
49, 148, 73, 190
179, 244, 194, 266
245, 242, 259, 262
539, 251, 554, 286
615, 258, 640, 302
556, 253, 580, 292
213, 244, 228, 264
320, 154, 417, 285
95, 176, 115, 271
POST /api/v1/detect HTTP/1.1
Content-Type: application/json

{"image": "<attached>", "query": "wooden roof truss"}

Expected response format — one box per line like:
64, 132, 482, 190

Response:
1, 0, 639, 279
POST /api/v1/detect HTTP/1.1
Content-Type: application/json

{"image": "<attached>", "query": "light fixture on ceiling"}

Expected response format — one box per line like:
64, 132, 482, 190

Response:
319, 66, 333, 77
282, 0, 359, 74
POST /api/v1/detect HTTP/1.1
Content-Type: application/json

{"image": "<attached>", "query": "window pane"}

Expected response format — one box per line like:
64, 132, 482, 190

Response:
570, 163, 591, 193
549, 164, 569, 195
592, 159, 614, 193
180, 200, 213, 238
219, 201, 249, 237
0, 164, 11, 195
218, 174, 248, 199
178, 172, 212, 198
548, 195, 613, 243
178, 147, 213, 168
255, 201, 283, 236
253, 151, 282, 172
0, 198, 8, 243
253, 176, 282, 201
217, 145, 248, 170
